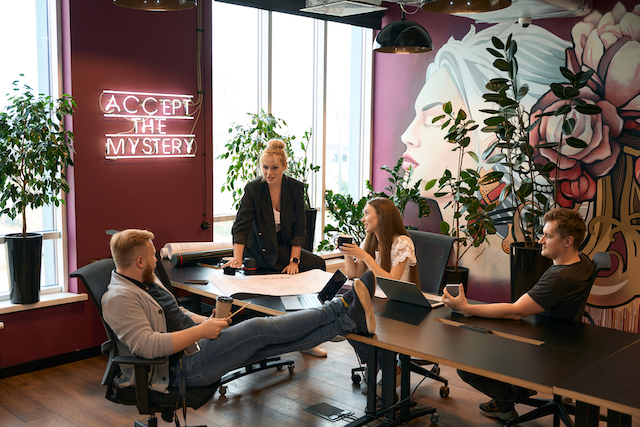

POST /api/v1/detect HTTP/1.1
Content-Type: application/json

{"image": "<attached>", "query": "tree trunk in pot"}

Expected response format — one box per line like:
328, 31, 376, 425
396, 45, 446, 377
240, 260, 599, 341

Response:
6, 232, 42, 304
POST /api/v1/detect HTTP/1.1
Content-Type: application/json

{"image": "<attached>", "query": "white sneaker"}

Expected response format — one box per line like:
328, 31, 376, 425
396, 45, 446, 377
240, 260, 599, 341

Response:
300, 345, 328, 357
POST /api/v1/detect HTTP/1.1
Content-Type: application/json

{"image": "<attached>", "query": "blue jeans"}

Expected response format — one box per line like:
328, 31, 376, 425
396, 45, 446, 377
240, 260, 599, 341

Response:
170, 298, 354, 387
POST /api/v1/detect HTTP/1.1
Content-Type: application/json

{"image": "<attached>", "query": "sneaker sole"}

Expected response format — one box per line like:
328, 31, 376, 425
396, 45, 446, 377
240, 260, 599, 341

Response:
354, 279, 376, 334
479, 409, 518, 420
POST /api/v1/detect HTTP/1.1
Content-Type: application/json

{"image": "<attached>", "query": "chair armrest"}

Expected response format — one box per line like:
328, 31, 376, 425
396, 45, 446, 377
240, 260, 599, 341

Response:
113, 355, 168, 365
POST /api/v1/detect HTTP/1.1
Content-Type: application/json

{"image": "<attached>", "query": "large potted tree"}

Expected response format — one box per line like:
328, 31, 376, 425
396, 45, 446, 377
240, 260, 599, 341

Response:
0, 80, 75, 304
218, 110, 320, 250
479, 34, 601, 300
425, 102, 497, 291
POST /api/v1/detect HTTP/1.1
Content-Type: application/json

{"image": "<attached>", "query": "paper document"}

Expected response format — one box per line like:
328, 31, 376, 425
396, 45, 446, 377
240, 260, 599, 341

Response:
205, 269, 334, 297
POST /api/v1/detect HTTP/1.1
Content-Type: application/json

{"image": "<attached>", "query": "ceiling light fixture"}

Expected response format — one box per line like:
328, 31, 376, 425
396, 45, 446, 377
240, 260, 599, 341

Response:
373, 10, 433, 53
421, 0, 511, 14
113, 0, 197, 11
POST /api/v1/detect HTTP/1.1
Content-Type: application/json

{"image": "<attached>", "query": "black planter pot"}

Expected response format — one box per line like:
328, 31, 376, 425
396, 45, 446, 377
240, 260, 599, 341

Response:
304, 208, 317, 252
6, 232, 43, 304
443, 267, 469, 294
510, 242, 552, 302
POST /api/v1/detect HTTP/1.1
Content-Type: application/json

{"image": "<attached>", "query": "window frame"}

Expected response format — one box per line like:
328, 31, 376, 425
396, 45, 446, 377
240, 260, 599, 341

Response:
210, 5, 373, 245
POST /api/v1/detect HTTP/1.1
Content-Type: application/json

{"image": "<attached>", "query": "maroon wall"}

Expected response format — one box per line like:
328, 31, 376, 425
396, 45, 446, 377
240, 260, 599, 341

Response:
1, 0, 213, 369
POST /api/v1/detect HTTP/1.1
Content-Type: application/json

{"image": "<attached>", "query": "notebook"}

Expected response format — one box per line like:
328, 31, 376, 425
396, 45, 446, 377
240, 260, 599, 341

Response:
376, 276, 444, 309
281, 269, 348, 311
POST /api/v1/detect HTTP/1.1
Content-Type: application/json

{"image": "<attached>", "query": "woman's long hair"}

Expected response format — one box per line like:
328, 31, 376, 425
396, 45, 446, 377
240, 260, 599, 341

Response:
362, 197, 419, 284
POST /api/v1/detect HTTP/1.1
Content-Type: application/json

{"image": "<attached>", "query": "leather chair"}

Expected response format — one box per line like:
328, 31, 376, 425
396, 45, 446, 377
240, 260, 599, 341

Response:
71, 258, 294, 427
350, 231, 455, 398
407, 230, 456, 398
504, 251, 612, 427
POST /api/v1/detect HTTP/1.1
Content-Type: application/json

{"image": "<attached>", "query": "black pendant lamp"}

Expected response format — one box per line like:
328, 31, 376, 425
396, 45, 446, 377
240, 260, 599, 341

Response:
373, 12, 433, 53
421, 0, 510, 13
114, 0, 197, 11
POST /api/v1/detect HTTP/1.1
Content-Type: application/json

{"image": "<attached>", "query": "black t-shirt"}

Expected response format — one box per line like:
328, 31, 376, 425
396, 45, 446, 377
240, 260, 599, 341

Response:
527, 253, 594, 321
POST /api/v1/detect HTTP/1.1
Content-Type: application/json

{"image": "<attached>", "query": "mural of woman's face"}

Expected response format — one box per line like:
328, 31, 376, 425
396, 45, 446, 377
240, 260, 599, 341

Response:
401, 67, 468, 200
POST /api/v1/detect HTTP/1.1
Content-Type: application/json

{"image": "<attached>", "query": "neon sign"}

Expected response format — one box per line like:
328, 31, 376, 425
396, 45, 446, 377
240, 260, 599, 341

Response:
100, 90, 197, 159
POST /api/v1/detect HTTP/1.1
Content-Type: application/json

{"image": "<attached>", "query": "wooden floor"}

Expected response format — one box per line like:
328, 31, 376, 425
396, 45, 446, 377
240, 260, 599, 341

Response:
1, 340, 636, 427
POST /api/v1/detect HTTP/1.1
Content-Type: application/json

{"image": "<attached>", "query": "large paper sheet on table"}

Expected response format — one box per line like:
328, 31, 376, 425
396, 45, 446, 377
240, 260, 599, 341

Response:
207, 269, 334, 297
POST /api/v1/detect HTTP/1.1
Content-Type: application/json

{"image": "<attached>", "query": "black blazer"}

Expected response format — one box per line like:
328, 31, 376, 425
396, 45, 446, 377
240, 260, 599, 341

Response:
232, 175, 307, 268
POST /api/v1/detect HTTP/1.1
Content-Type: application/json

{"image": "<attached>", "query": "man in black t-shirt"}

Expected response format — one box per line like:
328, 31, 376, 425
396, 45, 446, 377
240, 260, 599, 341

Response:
442, 208, 595, 421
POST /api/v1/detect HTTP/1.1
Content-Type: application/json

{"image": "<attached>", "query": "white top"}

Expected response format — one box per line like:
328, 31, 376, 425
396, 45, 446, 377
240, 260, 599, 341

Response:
273, 208, 281, 232
374, 234, 417, 283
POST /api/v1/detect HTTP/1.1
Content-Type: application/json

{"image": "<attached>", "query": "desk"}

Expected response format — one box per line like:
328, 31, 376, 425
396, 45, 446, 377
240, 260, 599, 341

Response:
347, 299, 640, 426
165, 261, 640, 426
555, 340, 640, 427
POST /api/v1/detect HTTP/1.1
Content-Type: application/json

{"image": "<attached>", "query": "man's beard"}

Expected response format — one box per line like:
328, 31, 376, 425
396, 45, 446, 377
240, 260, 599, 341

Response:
143, 264, 155, 284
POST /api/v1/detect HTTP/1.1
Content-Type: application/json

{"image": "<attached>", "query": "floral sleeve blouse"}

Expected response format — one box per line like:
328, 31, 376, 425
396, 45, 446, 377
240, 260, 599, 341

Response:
374, 235, 417, 283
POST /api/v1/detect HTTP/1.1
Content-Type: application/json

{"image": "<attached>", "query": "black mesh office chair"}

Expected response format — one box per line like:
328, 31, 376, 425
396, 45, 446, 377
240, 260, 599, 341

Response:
504, 251, 612, 427
71, 258, 294, 427
408, 230, 456, 398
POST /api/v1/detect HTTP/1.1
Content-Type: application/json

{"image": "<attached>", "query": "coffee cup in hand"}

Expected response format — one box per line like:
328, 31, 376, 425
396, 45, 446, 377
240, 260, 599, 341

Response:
215, 296, 233, 318
337, 234, 353, 247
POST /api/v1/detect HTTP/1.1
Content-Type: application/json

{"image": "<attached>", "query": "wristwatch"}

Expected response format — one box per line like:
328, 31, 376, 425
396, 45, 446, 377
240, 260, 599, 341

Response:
290, 257, 300, 264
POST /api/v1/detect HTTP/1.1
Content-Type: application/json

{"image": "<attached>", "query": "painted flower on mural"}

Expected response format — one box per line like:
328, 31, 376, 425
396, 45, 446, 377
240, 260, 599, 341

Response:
530, 89, 623, 207
530, 2, 639, 206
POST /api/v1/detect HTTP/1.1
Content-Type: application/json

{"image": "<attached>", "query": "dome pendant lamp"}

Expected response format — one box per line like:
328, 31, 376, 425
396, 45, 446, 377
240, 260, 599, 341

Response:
113, 0, 197, 11
373, 11, 433, 54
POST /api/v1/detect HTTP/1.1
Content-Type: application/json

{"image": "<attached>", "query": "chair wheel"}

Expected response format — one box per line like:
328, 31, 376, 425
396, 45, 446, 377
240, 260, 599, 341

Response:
430, 413, 440, 423
439, 385, 449, 398
288, 364, 295, 374
351, 373, 362, 385
218, 385, 228, 396
435, 366, 441, 376
277, 365, 283, 371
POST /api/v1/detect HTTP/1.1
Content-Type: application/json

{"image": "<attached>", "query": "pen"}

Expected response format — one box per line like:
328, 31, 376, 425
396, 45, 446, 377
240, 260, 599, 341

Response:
226, 301, 252, 320
197, 262, 221, 269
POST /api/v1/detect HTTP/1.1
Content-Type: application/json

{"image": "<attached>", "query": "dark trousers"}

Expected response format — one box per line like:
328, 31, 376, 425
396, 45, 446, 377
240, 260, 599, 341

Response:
458, 369, 530, 404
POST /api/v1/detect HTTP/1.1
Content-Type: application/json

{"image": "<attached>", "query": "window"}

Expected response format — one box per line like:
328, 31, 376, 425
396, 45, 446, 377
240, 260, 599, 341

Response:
0, 0, 65, 298
210, 4, 372, 246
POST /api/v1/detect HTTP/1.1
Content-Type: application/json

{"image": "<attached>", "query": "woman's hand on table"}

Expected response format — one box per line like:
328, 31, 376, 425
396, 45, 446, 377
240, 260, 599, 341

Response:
222, 258, 243, 269
282, 262, 299, 275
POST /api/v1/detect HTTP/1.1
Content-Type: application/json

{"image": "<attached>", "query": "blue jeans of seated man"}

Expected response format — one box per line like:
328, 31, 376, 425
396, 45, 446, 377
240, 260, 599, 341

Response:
169, 298, 354, 387
458, 370, 529, 404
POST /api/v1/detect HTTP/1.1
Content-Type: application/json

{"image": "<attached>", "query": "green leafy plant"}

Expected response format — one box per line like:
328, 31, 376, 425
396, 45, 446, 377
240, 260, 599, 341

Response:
217, 110, 319, 210
0, 80, 75, 236
479, 34, 600, 247
370, 158, 430, 224
318, 158, 430, 251
425, 102, 497, 270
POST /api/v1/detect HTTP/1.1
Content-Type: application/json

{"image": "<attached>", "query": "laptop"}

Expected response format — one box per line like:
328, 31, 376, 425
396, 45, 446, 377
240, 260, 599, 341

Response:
376, 276, 444, 308
281, 269, 348, 311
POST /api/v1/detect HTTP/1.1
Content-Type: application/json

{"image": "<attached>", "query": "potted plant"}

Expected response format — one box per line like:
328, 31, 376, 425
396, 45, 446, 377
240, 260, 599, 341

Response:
478, 34, 601, 299
217, 110, 320, 250
0, 80, 75, 304
424, 102, 497, 289
318, 157, 430, 251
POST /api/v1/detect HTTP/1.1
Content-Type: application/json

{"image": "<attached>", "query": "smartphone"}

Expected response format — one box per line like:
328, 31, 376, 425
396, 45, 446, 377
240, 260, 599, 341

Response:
184, 341, 201, 356
184, 279, 209, 285
445, 284, 460, 297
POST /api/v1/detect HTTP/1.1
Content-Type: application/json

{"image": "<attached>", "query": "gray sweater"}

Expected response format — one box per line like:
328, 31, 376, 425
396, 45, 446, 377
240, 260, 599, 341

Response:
102, 271, 196, 393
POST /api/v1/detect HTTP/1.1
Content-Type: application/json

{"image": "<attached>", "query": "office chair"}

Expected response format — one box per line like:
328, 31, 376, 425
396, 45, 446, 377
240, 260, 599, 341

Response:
504, 251, 612, 427
407, 230, 456, 398
71, 258, 293, 427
